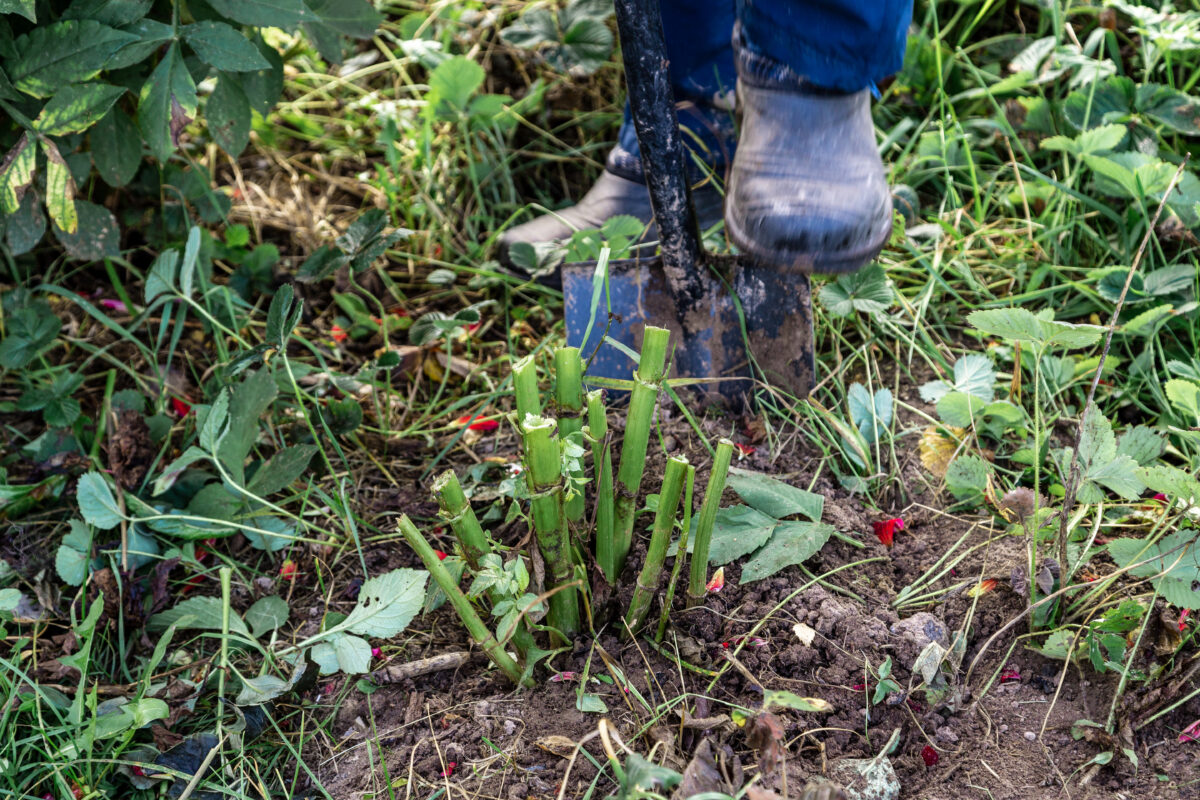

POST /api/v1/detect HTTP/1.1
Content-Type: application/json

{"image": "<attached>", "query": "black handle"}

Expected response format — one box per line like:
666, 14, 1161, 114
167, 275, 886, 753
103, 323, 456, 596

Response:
611, 0, 705, 306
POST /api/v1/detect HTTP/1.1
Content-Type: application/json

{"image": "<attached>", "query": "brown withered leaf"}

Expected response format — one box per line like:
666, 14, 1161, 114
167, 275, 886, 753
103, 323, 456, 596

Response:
745, 711, 785, 777
919, 425, 966, 479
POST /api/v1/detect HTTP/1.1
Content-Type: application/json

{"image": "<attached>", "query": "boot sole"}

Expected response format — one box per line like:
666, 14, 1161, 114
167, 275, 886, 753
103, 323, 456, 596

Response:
725, 210, 892, 275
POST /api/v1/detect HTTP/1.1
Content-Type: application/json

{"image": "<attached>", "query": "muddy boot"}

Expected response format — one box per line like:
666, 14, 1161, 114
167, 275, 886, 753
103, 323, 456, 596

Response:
725, 25, 892, 274
497, 168, 725, 272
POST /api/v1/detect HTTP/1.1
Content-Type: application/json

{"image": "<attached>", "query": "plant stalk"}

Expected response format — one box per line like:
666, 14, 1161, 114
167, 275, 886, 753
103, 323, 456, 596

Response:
522, 415, 580, 637
398, 515, 530, 686
555, 347, 586, 527
656, 464, 694, 641
587, 390, 617, 583
624, 456, 688, 636
611, 326, 671, 577
688, 439, 734, 606
433, 469, 490, 570
512, 355, 541, 424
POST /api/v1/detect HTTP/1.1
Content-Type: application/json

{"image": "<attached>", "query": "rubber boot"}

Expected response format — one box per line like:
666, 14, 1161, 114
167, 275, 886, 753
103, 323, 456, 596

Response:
725, 26, 892, 274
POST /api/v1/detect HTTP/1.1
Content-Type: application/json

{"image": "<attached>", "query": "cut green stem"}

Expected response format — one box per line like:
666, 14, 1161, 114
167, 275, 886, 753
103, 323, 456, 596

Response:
611, 326, 671, 578
399, 514, 530, 686
433, 469, 489, 570
625, 456, 688, 637
512, 355, 541, 424
656, 464, 694, 642
688, 439, 734, 606
587, 390, 617, 583
555, 346, 585, 527
521, 415, 580, 638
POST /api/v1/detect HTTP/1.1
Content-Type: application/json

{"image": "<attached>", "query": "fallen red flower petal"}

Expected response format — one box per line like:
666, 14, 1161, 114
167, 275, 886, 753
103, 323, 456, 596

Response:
967, 578, 998, 598
1179, 719, 1200, 743
455, 414, 499, 432
330, 325, 348, 343
873, 517, 905, 547
548, 671, 579, 683
280, 559, 297, 581
440, 761, 457, 778
1000, 668, 1021, 683
921, 745, 939, 767
1180, 609, 1191, 632
434, 550, 449, 561
850, 683, 866, 691
733, 443, 755, 456
171, 397, 192, 417
706, 566, 725, 594
371, 647, 382, 658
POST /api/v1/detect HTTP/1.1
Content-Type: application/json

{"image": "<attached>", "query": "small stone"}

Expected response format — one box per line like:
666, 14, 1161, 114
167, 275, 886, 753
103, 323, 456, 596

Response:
935, 726, 959, 744
1023, 731, 1037, 742
830, 756, 900, 800
999, 724, 1009, 733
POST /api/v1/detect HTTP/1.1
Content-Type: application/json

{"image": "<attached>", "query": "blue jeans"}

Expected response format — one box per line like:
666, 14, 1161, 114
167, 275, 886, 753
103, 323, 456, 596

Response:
608, 0, 913, 180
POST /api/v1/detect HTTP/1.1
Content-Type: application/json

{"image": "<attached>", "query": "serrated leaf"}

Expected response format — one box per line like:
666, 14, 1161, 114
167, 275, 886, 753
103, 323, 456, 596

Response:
77, 471, 123, 529
426, 55, 484, 119
243, 517, 298, 552
55, 519, 92, 585
147, 596, 251, 636
217, 368, 277, 483
945, 455, 991, 502
247, 445, 317, 495
818, 263, 893, 317
687, 504, 776, 565
33, 83, 125, 135
936, 391, 987, 427
1116, 426, 1164, 467
339, 568, 427, 638
8, 20, 137, 97
919, 354, 996, 403
0, 301, 60, 369
41, 139, 77, 235
207, 73, 251, 156
967, 308, 1104, 349
144, 250, 178, 303
245, 595, 289, 638
1166, 379, 1200, 420
726, 468, 823, 521
740, 522, 835, 583
1138, 465, 1200, 501
183, 22, 270, 71
1108, 530, 1200, 609
1088, 454, 1146, 500
1122, 304, 1173, 336
137, 43, 197, 162
90, 107, 141, 187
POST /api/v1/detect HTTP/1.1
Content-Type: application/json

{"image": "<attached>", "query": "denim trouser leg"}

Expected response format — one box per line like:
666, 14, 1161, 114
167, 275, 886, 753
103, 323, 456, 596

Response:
607, 0, 912, 180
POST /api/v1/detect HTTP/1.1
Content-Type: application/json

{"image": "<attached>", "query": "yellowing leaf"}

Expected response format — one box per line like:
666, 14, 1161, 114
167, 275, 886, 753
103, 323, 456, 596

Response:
920, 425, 966, 478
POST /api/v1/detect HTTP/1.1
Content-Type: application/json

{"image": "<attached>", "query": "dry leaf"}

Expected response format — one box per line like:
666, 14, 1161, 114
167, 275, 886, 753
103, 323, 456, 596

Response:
919, 425, 967, 478
534, 735, 577, 758
793, 622, 817, 647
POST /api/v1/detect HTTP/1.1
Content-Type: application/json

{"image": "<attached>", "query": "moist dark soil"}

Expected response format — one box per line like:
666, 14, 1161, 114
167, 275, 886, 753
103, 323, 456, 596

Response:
310, 393, 1200, 800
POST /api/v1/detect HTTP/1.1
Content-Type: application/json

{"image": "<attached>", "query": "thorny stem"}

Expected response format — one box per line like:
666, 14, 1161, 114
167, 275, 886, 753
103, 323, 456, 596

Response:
398, 515, 530, 686
1057, 160, 1188, 572
612, 326, 671, 578
688, 439, 734, 606
624, 456, 689, 637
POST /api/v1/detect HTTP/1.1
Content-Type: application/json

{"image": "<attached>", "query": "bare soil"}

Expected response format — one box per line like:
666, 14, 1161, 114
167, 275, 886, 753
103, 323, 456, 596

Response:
307, 400, 1200, 800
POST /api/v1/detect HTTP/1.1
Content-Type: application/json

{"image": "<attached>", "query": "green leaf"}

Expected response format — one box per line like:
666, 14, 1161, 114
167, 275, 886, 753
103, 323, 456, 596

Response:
235, 36, 284, 115
91, 108, 142, 187
77, 471, 123, 529
205, 0, 314, 28
1166, 379, 1200, 421
105, 18, 175, 71
967, 308, 1104, 350
41, 139, 77, 235
1138, 83, 1200, 136
148, 596, 251, 635
1073, 123, 1128, 155
340, 568, 427, 638
945, 455, 991, 502
686, 504, 776, 565
936, 391, 987, 427
726, 467, 824, 521
235, 674, 291, 705
576, 692, 608, 713
137, 42, 198, 162
247, 445, 317, 495
0, 302, 61, 369
217, 368, 278, 483
0, 0, 36, 22
62, 0, 152, 26
557, 16, 612, 73
305, 0, 381, 38
8, 20, 137, 97
243, 517, 298, 552
0, 588, 21, 614
0, 133, 36, 215
1072, 404, 1145, 501
52, 200, 120, 261
55, 520, 92, 586
740, 521, 835, 583
199, 389, 230, 452
207, 74, 251, 156
818, 263, 893, 317
33, 83, 125, 135
919, 354, 996, 403
183, 22, 270, 71
1122, 304, 1173, 336
245, 595, 289, 638
330, 632, 373, 673
847, 383, 892, 445
1138, 465, 1200, 502
762, 690, 833, 714
1109, 529, 1200, 609
426, 55, 484, 119
153, 446, 210, 495
1116, 426, 1164, 467
144, 250, 178, 304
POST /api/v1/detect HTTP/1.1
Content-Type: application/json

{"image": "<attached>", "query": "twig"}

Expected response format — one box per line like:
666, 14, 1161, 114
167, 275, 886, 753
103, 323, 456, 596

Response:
1056, 158, 1189, 571
371, 652, 471, 683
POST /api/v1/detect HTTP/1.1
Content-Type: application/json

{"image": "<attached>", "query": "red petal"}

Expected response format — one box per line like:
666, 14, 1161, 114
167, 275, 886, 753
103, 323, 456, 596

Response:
1180, 609, 1191, 632
1179, 719, 1200, 743
434, 550, 448, 561
330, 325, 348, 342
705, 566, 725, 593
734, 443, 755, 456
872, 518, 904, 547
921, 745, 939, 766
280, 559, 297, 580
171, 397, 192, 417
1000, 668, 1020, 683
